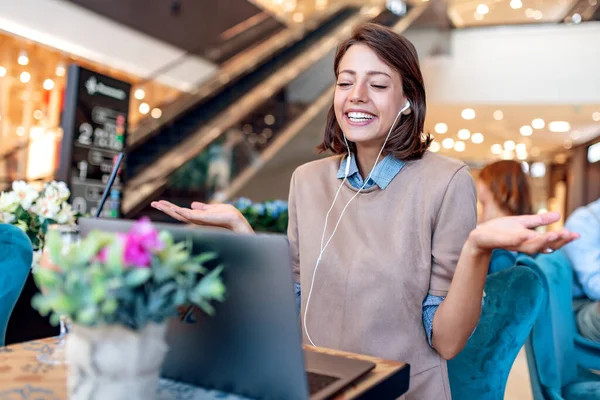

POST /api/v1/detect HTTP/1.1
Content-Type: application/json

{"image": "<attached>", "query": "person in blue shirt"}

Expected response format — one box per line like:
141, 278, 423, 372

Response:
476, 160, 534, 274
564, 197, 600, 342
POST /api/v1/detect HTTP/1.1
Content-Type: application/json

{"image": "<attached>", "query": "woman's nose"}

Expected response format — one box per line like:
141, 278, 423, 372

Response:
349, 83, 368, 103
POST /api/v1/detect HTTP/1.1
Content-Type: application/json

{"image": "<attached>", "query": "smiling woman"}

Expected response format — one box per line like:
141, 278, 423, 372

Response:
152, 22, 578, 400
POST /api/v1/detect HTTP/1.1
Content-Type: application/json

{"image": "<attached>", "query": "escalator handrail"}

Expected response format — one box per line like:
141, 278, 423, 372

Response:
127, 3, 347, 151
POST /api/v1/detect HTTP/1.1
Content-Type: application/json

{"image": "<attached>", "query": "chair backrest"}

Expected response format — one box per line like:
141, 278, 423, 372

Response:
448, 264, 546, 400
0, 224, 32, 346
520, 250, 579, 398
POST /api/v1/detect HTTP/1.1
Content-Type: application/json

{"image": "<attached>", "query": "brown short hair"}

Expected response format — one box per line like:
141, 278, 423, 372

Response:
479, 160, 533, 216
317, 22, 431, 160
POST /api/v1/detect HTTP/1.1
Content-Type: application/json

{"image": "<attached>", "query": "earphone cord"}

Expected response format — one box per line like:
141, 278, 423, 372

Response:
303, 108, 405, 346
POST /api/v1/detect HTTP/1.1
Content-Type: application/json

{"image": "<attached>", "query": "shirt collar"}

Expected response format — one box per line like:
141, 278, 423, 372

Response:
336, 154, 406, 190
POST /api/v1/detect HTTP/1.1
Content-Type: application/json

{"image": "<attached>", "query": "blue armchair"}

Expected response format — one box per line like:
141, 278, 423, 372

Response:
448, 262, 546, 400
0, 224, 33, 346
521, 251, 600, 399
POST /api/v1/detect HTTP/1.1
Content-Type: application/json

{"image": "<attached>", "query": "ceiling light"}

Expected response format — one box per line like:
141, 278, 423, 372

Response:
510, 0, 522, 9
430, 141, 441, 153
20, 71, 31, 83
454, 141, 466, 152
592, 112, 600, 122
548, 121, 571, 132
0, 66, 6, 77
33, 110, 43, 120
530, 162, 546, 178
284, 0, 297, 12
264, 115, 276, 125
572, 13, 582, 24
493, 110, 503, 120
520, 125, 533, 136
570, 131, 580, 140
531, 147, 540, 157
476, 4, 489, 14
458, 129, 470, 140
501, 150, 514, 160
461, 108, 476, 120
139, 103, 150, 114
516, 143, 527, 153
151, 108, 162, 119
531, 118, 545, 129
533, 10, 543, 19
491, 144, 502, 154
442, 138, 455, 149
18, 50, 29, 66
525, 8, 535, 17
564, 139, 573, 149
588, 142, 600, 163
471, 133, 484, 144
16, 126, 26, 136
504, 140, 516, 151
435, 123, 448, 134
134, 89, 145, 100
43, 78, 55, 91
517, 152, 528, 160
56, 63, 66, 77
522, 162, 530, 174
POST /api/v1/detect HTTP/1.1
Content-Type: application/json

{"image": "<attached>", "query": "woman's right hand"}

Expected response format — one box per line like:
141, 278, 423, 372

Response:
150, 200, 255, 234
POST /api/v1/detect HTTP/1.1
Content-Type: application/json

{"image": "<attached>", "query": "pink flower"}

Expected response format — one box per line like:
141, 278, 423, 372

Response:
95, 218, 164, 268
122, 217, 164, 268
123, 234, 152, 267
130, 217, 164, 252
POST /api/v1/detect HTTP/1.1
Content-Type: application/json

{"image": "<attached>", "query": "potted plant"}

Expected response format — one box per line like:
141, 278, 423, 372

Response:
232, 197, 288, 234
0, 180, 77, 267
31, 217, 225, 400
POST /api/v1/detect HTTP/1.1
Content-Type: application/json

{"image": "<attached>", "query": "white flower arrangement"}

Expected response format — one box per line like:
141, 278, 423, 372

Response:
0, 181, 78, 265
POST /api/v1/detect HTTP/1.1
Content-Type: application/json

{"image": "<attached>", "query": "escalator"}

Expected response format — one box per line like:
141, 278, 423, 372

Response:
124, 4, 437, 220
124, 4, 380, 217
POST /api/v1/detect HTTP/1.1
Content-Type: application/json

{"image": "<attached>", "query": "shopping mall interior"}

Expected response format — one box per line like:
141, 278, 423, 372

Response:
1, 0, 600, 399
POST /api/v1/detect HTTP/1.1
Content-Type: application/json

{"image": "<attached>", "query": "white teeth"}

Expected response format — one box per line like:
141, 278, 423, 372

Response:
347, 112, 374, 120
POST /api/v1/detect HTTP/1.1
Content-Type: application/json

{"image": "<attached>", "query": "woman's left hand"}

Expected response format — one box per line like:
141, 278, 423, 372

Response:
467, 211, 579, 255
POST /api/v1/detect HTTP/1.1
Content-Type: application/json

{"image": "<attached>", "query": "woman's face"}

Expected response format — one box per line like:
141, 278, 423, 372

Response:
334, 44, 407, 150
477, 180, 505, 223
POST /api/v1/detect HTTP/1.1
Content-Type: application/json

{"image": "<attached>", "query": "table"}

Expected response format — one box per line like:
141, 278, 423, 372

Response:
0, 337, 409, 399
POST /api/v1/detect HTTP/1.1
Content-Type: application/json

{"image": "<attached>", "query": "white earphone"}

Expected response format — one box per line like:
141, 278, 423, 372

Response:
303, 100, 411, 346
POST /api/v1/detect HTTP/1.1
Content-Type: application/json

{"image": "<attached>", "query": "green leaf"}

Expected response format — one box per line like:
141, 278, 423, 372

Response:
190, 266, 226, 306
91, 284, 107, 303
33, 269, 60, 289
77, 306, 98, 325
125, 268, 151, 287
101, 299, 118, 315
193, 252, 218, 265
49, 313, 61, 326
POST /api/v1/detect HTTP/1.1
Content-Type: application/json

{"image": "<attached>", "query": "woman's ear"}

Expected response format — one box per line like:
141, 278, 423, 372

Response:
402, 98, 412, 115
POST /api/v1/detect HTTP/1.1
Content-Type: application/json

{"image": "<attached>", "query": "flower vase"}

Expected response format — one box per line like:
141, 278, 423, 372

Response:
66, 322, 169, 400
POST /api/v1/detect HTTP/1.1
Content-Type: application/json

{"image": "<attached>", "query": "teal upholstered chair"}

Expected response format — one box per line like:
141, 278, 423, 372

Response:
0, 224, 32, 346
448, 262, 546, 400
522, 251, 600, 399
488, 249, 518, 275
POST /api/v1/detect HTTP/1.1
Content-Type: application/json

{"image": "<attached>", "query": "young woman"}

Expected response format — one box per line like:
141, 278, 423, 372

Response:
152, 23, 577, 399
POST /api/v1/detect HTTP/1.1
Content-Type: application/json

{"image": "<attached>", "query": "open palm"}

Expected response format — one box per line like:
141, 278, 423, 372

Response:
470, 212, 579, 255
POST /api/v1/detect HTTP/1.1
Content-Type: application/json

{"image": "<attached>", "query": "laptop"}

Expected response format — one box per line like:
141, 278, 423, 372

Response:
79, 217, 375, 400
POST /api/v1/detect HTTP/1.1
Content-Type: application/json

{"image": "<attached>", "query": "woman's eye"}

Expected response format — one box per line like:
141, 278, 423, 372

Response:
337, 82, 351, 87
371, 85, 388, 89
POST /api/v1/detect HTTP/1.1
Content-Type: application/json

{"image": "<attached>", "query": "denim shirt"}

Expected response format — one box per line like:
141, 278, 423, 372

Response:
564, 198, 600, 300
294, 153, 444, 347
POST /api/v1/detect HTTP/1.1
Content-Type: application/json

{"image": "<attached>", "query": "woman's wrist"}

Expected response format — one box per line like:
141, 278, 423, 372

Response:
463, 230, 493, 259
230, 213, 254, 234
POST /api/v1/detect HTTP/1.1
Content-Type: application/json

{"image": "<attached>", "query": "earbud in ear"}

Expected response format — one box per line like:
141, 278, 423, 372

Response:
400, 100, 410, 113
